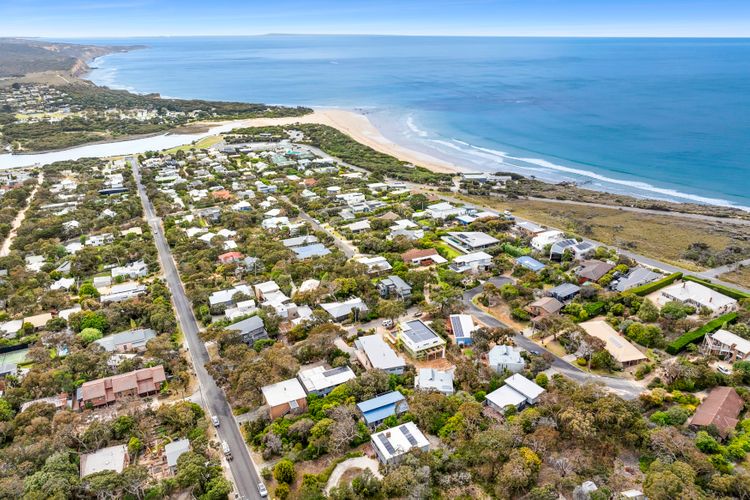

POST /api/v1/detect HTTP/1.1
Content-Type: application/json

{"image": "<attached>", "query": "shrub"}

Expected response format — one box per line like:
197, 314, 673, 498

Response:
274, 483, 290, 500
628, 272, 682, 296
666, 312, 739, 354
273, 459, 296, 485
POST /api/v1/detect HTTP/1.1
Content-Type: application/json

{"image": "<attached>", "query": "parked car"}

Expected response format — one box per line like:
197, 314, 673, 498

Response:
718, 365, 732, 375
382, 319, 394, 328
212, 415, 220, 427
258, 482, 268, 498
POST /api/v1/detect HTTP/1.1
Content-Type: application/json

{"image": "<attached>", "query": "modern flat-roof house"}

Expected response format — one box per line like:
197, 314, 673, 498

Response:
425, 202, 466, 220
401, 248, 447, 266
297, 365, 356, 396
702, 329, 750, 361
526, 297, 564, 318
77, 366, 166, 409
80, 444, 129, 478
531, 230, 564, 251
354, 335, 406, 375
689, 386, 744, 437
613, 267, 661, 292
450, 251, 493, 274
320, 297, 369, 322
253, 281, 281, 301
442, 231, 499, 253
345, 220, 371, 233
580, 319, 647, 367
448, 314, 477, 346
357, 391, 408, 427
209, 284, 253, 310
224, 299, 258, 321
356, 256, 393, 274
261, 378, 308, 420
514, 221, 545, 236
516, 256, 546, 272
226, 315, 268, 344
94, 328, 156, 353
548, 283, 581, 302
100, 282, 147, 303
488, 345, 526, 374
485, 374, 545, 413
660, 281, 737, 316
164, 439, 190, 475
111, 260, 149, 279
371, 422, 430, 465
415, 368, 454, 394
377, 276, 412, 300
550, 239, 597, 261
576, 260, 614, 283
397, 320, 446, 359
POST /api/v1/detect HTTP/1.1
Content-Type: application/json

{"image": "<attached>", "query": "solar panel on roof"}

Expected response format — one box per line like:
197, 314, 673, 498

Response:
324, 366, 350, 376
378, 433, 396, 454
400, 425, 418, 446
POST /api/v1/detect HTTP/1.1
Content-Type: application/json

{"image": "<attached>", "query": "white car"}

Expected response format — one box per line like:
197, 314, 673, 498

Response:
718, 366, 732, 375
382, 319, 394, 329
211, 415, 220, 427
257, 482, 268, 497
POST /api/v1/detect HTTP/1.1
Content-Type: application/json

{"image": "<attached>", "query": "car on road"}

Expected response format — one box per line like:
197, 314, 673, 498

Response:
529, 349, 540, 356
413, 311, 423, 318
211, 415, 220, 427
258, 482, 268, 498
222, 441, 232, 460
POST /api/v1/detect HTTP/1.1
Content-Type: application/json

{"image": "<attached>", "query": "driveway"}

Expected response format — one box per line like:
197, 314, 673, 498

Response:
324, 457, 383, 494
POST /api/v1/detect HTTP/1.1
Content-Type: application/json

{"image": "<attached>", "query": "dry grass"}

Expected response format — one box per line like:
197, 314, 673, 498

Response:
464, 196, 750, 271
719, 265, 750, 288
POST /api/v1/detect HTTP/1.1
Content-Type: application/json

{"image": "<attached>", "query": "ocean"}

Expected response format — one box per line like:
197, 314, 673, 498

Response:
78, 35, 750, 208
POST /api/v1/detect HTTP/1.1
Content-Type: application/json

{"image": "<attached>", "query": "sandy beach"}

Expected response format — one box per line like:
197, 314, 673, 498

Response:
220, 108, 462, 174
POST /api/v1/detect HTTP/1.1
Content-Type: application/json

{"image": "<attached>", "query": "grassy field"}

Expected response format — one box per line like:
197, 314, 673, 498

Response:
164, 135, 222, 154
719, 265, 750, 288
462, 196, 750, 271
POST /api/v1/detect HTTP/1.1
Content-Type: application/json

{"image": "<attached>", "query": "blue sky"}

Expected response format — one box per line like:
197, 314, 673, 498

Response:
2, 0, 749, 38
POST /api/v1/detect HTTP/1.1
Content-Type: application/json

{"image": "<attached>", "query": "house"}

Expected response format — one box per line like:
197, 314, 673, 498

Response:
292, 243, 331, 260
50, 277, 75, 291
516, 256, 546, 272
488, 345, 526, 373
20, 393, 71, 413
397, 320, 446, 359
209, 284, 253, 310
94, 328, 157, 352
526, 297, 564, 318
111, 260, 149, 279
261, 378, 308, 419
282, 235, 318, 248
689, 386, 744, 436
613, 267, 661, 292
415, 368, 454, 394
0, 320, 23, 338
224, 300, 258, 321
226, 315, 268, 344
164, 439, 190, 475
442, 231, 499, 253
371, 422, 430, 465
297, 365, 356, 396
354, 335, 406, 374
660, 281, 737, 315
703, 329, 750, 361
580, 320, 647, 367
357, 391, 408, 427
485, 374, 545, 413
218, 251, 243, 264
77, 366, 166, 409
401, 248, 447, 266
550, 239, 596, 261
100, 282, 147, 303
355, 256, 392, 274
80, 445, 129, 478
576, 260, 614, 283
320, 297, 368, 322
548, 283, 581, 302
425, 202, 466, 220
450, 251, 493, 274
345, 220, 371, 233
514, 221, 545, 236
531, 230, 564, 251
253, 281, 280, 301
377, 276, 412, 300
448, 314, 477, 346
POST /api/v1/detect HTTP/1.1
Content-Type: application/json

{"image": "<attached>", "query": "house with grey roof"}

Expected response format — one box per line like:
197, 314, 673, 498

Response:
415, 368, 454, 394
94, 328, 157, 353
164, 439, 190, 475
226, 315, 268, 344
548, 283, 581, 302
354, 335, 406, 374
613, 267, 661, 292
320, 297, 368, 322
377, 276, 412, 300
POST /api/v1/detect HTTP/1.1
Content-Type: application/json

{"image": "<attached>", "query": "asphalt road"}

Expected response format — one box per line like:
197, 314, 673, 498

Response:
463, 283, 643, 401
130, 158, 262, 500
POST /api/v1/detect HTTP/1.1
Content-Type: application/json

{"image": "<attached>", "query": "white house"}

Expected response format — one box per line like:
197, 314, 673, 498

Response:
660, 281, 737, 316
531, 230, 564, 251
354, 335, 406, 374
425, 202, 466, 219
485, 374, 545, 413
488, 345, 526, 374
297, 365, 356, 396
450, 251, 493, 273
415, 368, 454, 394
371, 422, 430, 465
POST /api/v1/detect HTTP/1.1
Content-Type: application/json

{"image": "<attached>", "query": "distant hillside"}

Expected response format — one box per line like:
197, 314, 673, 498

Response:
0, 38, 142, 78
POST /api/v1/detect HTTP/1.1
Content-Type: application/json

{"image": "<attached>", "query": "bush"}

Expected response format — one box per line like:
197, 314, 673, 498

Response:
666, 312, 739, 354
78, 327, 103, 344
273, 459, 296, 485
628, 272, 683, 296
535, 373, 549, 389
274, 483, 290, 500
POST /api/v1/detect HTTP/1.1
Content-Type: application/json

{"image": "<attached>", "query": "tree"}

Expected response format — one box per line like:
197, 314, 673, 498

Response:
377, 299, 405, 323
78, 327, 103, 344
176, 452, 209, 489
79, 281, 100, 299
643, 460, 699, 500
637, 299, 660, 323
23, 451, 80, 498
273, 459, 295, 484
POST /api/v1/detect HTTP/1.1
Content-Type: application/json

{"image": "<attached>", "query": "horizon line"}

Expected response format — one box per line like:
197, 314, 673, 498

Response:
13, 33, 750, 40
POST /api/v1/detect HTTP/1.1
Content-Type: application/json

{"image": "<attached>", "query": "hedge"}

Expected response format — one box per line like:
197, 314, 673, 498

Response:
628, 272, 683, 296
583, 301, 605, 317
683, 275, 750, 301
666, 311, 739, 355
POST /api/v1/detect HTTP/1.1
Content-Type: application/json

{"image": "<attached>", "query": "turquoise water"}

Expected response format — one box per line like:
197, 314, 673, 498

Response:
80, 36, 750, 208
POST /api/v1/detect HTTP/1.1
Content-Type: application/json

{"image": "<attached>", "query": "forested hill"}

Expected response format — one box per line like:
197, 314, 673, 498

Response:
0, 38, 142, 78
